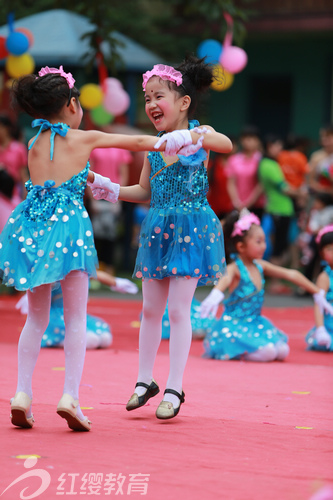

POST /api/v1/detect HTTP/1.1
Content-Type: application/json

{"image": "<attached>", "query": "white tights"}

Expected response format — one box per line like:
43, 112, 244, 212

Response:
244, 341, 290, 362
16, 271, 89, 419
135, 277, 198, 407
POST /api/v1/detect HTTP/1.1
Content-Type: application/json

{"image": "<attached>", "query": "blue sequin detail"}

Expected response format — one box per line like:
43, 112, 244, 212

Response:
133, 120, 226, 286
203, 255, 288, 360
306, 264, 333, 351
0, 164, 98, 291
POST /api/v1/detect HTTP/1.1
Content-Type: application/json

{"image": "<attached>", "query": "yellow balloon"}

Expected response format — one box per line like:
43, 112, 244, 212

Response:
6, 54, 35, 79
79, 83, 103, 110
210, 64, 234, 91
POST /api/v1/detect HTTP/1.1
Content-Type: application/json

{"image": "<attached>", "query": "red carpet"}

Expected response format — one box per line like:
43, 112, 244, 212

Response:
0, 295, 332, 499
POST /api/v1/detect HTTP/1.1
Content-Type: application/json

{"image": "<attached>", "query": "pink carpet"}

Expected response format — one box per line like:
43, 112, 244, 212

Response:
0, 295, 332, 500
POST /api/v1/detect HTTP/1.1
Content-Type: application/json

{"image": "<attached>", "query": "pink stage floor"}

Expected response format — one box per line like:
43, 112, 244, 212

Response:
0, 295, 332, 500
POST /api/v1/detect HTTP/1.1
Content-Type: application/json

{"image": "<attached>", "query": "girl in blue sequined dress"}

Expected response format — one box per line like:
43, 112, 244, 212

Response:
201, 210, 333, 361
306, 225, 333, 351
0, 65, 195, 431
90, 56, 233, 418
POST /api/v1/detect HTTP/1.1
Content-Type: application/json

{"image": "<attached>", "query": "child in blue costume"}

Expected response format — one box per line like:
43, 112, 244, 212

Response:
306, 225, 333, 351
89, 56, 233, 419
0, 65, 196, 431
200, 210, 333, 361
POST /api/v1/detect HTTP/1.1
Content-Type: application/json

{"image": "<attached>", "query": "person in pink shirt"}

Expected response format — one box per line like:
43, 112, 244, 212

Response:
225, 126, 264, 218
89, 145, 132, 275
0, 114, 28, 232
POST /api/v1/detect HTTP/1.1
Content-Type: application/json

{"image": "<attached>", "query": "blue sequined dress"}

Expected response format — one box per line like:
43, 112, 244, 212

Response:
203, 255, 288, 360
306, 264, 333, 351
133, 120, 226, 286
0, 120, 98, 291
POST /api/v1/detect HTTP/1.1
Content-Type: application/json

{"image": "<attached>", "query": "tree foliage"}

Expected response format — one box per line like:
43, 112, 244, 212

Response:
0, 0, 253, 73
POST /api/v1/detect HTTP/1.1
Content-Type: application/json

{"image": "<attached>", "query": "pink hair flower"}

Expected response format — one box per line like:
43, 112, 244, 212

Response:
315, 224, 333, 244
231, 213, 260, 237
142, 64, 183, 91
38, 65, 75, 88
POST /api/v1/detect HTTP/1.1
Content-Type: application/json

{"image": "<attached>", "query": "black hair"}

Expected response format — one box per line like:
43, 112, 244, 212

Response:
171, 54, 213, 117
313, 192, 333, 207
240, 125, 261, 140
11, 71, 80, 119
317, 230, 333, 252
0, 114, 13, 131
223, 210, 260, 259
262, 133, 283, 159
321, 123, 333, 135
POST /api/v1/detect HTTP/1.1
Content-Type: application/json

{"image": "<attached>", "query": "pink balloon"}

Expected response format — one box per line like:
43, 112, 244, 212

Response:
103, 88, 130, 116
102, 77, 123, 94
219, 46, 248, 74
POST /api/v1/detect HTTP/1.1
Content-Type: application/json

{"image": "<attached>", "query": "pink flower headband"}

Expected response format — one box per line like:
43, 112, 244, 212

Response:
142, 64, 183, 91
231, 212, 261, 237
315, 224, 333, 244
38, 66, 75, 88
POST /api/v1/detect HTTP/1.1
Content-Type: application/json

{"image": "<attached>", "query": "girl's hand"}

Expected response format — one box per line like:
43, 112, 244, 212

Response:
200, 289, 225, 318
313, 289, 333, 316
110, 278, 139, 294
154, 129, 192, 156
314, 325, 331, 348
87, 172, 120, 203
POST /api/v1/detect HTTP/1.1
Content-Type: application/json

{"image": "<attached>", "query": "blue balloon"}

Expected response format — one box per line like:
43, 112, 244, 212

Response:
197, 39, 223, 65
6, 31, 29, 56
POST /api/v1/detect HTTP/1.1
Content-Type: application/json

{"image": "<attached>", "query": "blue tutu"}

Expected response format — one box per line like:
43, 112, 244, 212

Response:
133, 120, 226, 286
0, 164, 98, 291
203, 255, 288, 360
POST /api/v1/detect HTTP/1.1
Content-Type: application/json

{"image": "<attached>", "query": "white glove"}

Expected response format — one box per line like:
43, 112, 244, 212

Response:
154, 129, 192, 156
110, 278, 139, 294
200, 288, 225, 319
314, 326, 331, 348
88, 172, 120, 203
15, 293, 28, 315
313, 289, 333, 316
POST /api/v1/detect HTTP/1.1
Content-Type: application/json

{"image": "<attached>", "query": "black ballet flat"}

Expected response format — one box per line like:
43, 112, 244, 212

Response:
126, 379, 160, 411
155, 389, 185, 420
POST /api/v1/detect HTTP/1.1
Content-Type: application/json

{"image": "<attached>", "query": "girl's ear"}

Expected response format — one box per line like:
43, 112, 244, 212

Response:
235, 240, 245, 254
68, 97, 78, 114
181, 95, 191, 111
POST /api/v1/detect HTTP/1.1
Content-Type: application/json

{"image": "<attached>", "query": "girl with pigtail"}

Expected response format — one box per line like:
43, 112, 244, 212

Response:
0, 64, 208, 431
200, 210, 333, 362
89, 55, 233, 418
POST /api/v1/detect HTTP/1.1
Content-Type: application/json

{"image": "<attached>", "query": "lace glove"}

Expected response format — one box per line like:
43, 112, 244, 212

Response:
200, 289, 225, 319
87, 172, 120, 203
314, 326, 332, 348
154, 129, 192, 156
313, 289, 333, 316
110, 278, 139, 294
15, 293, 28, 315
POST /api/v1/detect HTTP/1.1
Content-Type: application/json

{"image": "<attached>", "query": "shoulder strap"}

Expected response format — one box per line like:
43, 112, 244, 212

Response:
29, 119, 70, 161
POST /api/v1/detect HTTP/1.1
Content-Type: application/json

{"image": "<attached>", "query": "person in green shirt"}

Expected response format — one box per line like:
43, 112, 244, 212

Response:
258, 134, 299, 268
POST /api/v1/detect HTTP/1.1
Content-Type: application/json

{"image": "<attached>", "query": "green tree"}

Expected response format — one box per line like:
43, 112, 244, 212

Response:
0, 0, 253, 73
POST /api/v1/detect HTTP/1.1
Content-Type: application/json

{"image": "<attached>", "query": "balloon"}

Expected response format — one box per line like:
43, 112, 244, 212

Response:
90, 105, 114, 126
197, 39, 223, 65
102, 77, 123, 94
219, 46, 248, 74
0, 36, 9, 59
79, 83, 103, 110
5, 53, 35, 78
6, 31, 29, 56
210, 64, 234, 92
16, 28, 34, 48
103, 88, 130, 116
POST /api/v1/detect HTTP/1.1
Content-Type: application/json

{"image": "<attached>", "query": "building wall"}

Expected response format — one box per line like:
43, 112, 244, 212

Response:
209, 33, 333, 147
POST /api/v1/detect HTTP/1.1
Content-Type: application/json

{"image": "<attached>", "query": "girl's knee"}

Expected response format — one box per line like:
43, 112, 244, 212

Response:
275, 341, 290, 360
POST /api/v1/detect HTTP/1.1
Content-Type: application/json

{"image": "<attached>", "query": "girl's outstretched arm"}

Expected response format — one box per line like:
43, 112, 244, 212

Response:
200, 263, 238, 318
259, 260, 319, 294
190, 126, 233, 154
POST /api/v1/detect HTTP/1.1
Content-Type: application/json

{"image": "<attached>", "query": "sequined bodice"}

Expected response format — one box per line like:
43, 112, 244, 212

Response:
323, 265, 333, 327
24, 165, 89, 222
224, 256, 265, 319
148, 120, 210, 209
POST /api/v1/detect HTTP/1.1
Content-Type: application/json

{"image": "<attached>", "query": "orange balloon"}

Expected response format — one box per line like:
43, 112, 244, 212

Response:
210, 64, 234, 91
